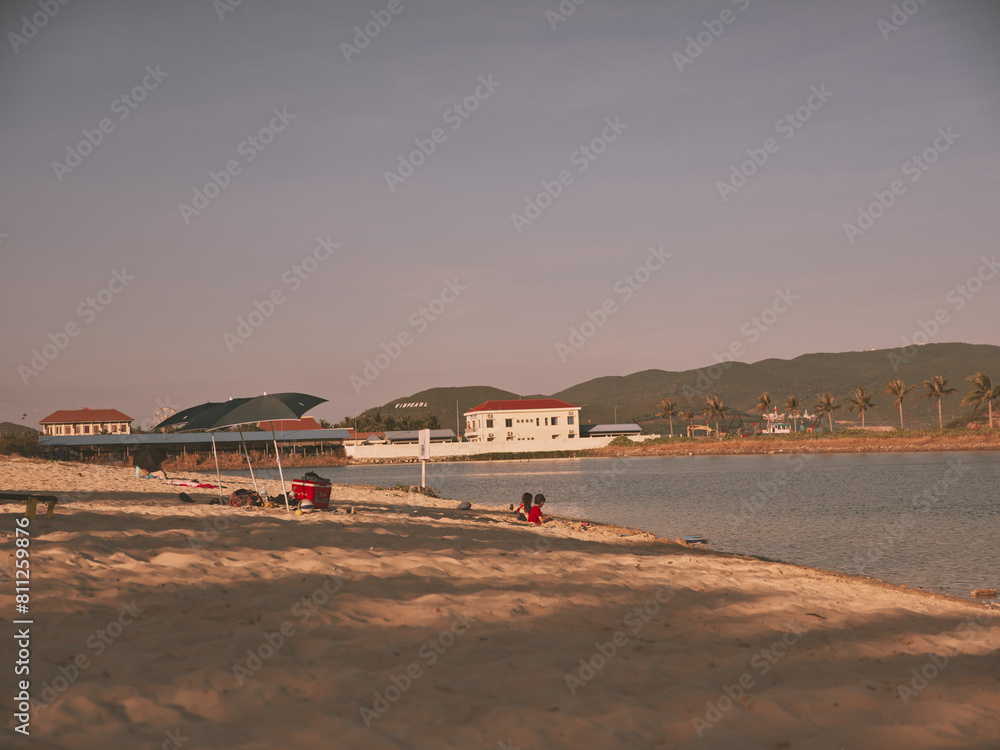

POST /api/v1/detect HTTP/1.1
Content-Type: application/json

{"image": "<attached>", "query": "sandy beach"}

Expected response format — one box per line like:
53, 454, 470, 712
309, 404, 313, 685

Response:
2, 456, 999, 749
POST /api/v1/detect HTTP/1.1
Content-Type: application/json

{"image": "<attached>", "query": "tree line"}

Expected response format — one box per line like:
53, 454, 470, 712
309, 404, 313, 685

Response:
333, 411, 441, 433
655, 371, 998, 435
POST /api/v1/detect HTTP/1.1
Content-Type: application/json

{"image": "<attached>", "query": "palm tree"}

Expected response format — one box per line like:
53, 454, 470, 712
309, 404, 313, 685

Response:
923, 376, 957, 430
784, 396, 801, 433
962, 371, 999, 428
845, 386, 879, 428
884, 379, 917, 430
814, 393, 841, 432
755, 391, 772, 431
702, 395, 730, 436
755, 392, 772, 414
657, 398, 679, 437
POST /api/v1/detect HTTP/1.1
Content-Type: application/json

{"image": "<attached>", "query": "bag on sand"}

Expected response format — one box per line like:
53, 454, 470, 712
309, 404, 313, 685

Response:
229, 489, 263, 507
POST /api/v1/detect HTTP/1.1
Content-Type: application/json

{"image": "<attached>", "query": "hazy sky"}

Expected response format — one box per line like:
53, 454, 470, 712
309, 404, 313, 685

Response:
2, 0, 998, 428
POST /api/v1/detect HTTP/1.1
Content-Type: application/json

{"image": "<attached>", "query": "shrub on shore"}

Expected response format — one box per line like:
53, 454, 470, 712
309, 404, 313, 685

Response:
0, 432, 42, 457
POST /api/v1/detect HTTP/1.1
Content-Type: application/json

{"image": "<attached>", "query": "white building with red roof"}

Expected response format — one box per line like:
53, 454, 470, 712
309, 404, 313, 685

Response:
463, 399, 581, 442
40, 408, 133, 436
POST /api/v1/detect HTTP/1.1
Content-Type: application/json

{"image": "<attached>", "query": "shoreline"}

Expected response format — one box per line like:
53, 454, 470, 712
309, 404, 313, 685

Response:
5, 455, 996, 604
17, 430, 999, 472
3, 456, 999, 747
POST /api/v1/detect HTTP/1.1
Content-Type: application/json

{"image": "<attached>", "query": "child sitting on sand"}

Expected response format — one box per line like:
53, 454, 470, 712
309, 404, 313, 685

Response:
515, 492, 532, 521
528, 494, 551, 525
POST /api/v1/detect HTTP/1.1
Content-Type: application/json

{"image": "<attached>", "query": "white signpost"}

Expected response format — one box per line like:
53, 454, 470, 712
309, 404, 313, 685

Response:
418, 429, 430, 487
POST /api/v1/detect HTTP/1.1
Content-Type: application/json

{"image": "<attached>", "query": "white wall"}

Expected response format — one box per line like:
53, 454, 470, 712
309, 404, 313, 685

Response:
345, 434, 659, 460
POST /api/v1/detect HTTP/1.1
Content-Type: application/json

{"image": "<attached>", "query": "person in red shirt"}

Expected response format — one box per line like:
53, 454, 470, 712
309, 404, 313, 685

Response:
528, 494, 550, 525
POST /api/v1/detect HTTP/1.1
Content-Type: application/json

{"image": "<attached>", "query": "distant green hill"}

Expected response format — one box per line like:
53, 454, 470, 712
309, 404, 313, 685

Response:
0, 422, 39, 436
365, 343, 1000, 432
350, 386, 543, 433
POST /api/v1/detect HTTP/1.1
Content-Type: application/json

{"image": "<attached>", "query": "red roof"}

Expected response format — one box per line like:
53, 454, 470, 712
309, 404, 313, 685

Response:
467, 399, 579, 413
257, 417, 321, 431
41, 408, 132, 424
345, 429, 385, 439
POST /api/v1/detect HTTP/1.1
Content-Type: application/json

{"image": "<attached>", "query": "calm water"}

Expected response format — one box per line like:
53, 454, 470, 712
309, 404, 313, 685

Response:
228, 452, 999, 599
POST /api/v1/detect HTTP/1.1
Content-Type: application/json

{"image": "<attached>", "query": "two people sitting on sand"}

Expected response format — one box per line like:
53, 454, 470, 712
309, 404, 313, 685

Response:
515, 492, 552, 525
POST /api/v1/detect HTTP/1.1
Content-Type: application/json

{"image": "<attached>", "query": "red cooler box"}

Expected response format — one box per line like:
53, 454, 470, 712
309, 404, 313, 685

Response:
291, 480, 332, 510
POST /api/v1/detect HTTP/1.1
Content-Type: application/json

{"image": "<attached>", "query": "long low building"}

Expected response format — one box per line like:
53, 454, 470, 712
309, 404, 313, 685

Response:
580, 423, 642, 438
38, 429, 352, 459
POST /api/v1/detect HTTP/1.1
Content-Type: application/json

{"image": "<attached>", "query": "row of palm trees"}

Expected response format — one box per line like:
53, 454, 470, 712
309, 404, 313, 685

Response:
656, 371, 998, 434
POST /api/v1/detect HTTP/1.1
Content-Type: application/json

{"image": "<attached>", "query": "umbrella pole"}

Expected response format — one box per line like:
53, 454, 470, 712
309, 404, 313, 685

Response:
238, 428, 259, 494
211, 433, 224, 500
271, 426, 291, 511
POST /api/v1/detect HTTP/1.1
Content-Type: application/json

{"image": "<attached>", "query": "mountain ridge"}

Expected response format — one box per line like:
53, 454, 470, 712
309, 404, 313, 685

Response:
357, 343, 1000, 431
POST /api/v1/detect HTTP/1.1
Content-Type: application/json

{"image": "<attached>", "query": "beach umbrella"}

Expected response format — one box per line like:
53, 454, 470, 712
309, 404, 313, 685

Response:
164, 393, 326, 510
157, 400, 250, 431
194, 393, 327, 511
201, 393, 326, 430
